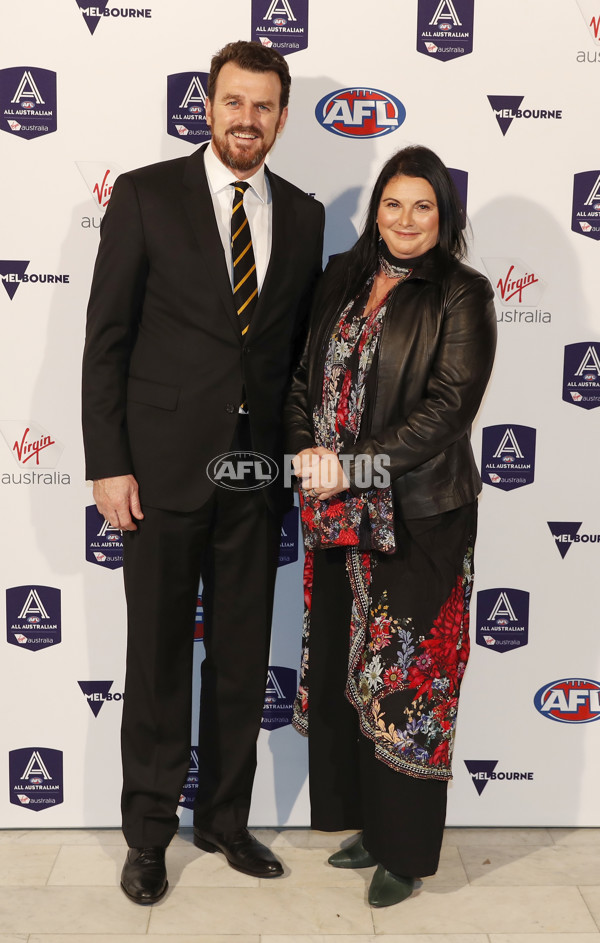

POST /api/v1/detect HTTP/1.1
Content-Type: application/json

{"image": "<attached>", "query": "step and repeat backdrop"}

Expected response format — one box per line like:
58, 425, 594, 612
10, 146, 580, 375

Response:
1, 0, 599, 829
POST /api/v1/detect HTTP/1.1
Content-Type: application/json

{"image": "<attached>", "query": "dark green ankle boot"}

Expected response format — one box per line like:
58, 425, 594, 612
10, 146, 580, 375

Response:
328, 833, 377, 869
368, 864, 415, 907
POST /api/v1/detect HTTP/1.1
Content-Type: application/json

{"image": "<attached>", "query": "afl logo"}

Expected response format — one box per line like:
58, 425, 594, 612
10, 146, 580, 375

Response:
206, 451, 279, 492
315, 87, 406, 139
534, 678, 600, 724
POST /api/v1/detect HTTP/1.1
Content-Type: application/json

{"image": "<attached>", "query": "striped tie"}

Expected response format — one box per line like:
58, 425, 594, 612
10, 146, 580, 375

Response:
230, 181, 258, 337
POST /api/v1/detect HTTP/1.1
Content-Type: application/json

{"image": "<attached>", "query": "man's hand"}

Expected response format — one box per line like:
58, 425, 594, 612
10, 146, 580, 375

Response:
93, 474, 144, 531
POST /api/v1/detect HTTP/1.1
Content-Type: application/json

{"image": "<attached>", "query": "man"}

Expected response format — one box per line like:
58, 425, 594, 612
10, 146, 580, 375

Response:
82, 40, 324, 904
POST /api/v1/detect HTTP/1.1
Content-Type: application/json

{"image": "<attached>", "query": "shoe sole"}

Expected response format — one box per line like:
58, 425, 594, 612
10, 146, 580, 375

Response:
120, 879, 168, 905
193, 834, 283, 879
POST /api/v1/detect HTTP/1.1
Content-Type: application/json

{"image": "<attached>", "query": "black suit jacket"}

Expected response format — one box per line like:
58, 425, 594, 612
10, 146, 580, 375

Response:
82, 143, 325, 513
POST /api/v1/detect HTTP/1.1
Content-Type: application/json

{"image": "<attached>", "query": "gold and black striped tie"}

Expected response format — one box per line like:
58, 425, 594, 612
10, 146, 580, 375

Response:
230, 181, 258, 337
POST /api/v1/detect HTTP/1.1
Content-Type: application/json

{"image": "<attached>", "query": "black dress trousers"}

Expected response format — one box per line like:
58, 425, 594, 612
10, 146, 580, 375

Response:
120, 426, 281, 848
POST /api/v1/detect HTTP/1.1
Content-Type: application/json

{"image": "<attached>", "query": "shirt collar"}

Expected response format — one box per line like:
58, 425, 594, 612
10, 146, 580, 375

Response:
204, 141, 268, 203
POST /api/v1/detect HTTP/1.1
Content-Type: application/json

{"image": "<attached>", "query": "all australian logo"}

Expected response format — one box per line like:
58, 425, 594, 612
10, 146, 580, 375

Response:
252, 0, 309, 55
76, 161, 122, 230
534, 677, 600, 723
476, 588, 529, 653
85, 505, 123, 569
75, 1, 152, 35
167, 73, 210, 143
315, 87, 406, 139
0, 67, 57, 140
572, 172, 600, 240
179, 747, 199, 810
464, 760, 534, 796
563, 342, 600, 408
261, 666, 297, 730
487, 95, 562, 136
278, 505, 299, 567
547, 521, 599, 558
0, 260, 70, 301
481, 424, 536, 491
417, 0, 474, 61
482, 257, 550, 325
0, 421, 70, 486
9, 748, 64, 811
6, 586, 61, 652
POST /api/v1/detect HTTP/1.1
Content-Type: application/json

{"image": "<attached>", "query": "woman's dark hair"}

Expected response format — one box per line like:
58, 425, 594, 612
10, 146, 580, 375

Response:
207, 40, 291, 111
329, 145, 467, 315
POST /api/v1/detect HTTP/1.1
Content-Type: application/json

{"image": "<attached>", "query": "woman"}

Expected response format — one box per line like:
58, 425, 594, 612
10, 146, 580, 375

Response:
285, 146, 497, 907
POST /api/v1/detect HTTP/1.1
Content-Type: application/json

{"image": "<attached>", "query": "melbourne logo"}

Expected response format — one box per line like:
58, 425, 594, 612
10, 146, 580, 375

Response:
481, 424, 536, 491
476, 588, 529, 653
572, 172, 600, 240
85, 505, 123, 569
487, 95, 562, 136
0, 421, 64, 468
167, 73, 210, 143
0, 67, 57, 140
534, 678, 600, 723
464, 760, 534, 795
261, 666, 297, 730
563, 342, 600, 408
9, 748, 64, 811
315, 88, 406, 139
75, 1, 152, 35
417, 0, 474, 61
547, 521, 599, 558
0, 261, 70, 300
78, 681, 122, 717
206, 451, 279, 491
279, 505, 299, 567
6, 586, 61, 652
179, 747, 199, 810
252, 0, 309, 55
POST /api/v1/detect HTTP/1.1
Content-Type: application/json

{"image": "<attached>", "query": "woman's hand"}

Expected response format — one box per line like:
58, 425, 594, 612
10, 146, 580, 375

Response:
292, 447, 350, 500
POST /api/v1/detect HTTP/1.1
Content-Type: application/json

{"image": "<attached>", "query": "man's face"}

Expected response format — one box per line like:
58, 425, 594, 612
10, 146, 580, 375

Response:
205, 62, 288, 179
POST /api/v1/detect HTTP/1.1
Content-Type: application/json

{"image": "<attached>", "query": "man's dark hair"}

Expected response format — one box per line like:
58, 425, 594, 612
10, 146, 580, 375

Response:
207, 40, 291, 111
327, 145, 468, 316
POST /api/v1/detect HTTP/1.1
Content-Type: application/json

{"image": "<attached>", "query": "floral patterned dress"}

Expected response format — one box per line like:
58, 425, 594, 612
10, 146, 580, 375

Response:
293, 269, 475, 783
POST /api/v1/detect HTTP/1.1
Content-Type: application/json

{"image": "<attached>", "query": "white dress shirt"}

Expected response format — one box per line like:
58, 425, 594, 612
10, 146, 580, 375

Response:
204, 143, 272, 292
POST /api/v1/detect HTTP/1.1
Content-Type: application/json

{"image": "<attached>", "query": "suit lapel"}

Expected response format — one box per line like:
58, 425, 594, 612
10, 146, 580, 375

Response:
182, 145, 240, 339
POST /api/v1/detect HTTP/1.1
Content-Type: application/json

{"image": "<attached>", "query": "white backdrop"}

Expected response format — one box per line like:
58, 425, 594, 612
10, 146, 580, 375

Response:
1, 0, 600, 829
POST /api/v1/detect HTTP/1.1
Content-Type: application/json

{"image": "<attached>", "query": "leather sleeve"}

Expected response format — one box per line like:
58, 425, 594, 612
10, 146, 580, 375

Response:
81, 173, 148, 481
345, 271, 497, 492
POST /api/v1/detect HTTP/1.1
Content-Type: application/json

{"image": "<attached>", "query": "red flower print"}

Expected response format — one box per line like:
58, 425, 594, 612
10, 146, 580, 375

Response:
382, 666, 402, 689
430, 740, 449, 767
303, 552, 314, 611
407, 576, 469, 702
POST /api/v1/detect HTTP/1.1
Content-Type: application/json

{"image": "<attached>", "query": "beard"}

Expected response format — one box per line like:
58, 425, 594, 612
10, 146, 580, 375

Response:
211, 124, 275, 172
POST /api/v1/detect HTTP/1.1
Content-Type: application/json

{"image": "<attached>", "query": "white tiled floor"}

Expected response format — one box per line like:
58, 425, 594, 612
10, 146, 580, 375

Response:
0, 827, 599, 941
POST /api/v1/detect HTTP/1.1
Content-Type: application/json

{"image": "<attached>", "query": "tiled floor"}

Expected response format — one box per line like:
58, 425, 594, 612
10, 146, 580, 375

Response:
0, 826, 599, 941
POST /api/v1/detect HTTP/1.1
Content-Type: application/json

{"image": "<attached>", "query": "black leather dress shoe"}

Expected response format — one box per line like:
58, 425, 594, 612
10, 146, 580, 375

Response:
193, 826, 283, 878
120, 847, 168, 904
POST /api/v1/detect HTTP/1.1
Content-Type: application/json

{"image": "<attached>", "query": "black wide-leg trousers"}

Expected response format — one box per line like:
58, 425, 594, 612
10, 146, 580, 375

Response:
120, 480, 281, 849
307, 546, 449, 878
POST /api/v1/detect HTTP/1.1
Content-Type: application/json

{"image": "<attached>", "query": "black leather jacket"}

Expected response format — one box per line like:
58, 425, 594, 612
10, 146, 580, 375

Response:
285, 247, 497, 519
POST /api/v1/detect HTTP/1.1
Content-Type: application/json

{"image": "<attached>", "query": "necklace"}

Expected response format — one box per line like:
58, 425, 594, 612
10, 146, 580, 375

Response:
378, 252, 413, 280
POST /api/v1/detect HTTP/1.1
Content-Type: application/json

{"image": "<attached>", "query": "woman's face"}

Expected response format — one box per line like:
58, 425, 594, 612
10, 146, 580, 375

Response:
377, 175, 440, 259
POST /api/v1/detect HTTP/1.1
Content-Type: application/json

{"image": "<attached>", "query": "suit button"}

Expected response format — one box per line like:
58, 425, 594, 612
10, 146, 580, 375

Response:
244, 347, 251, 354
225, 403, 236, 414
